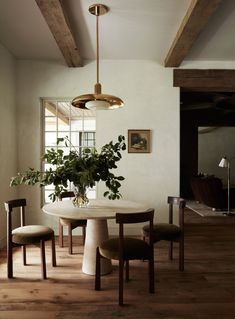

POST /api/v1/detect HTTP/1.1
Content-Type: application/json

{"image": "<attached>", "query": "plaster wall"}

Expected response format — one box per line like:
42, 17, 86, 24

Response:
0, 43, 17, 247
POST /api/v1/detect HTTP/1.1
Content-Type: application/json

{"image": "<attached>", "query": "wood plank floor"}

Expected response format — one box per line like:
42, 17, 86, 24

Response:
0, 209, 235, 318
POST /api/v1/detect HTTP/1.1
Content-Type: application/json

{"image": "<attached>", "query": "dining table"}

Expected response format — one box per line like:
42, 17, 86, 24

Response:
42, 199, 149, 276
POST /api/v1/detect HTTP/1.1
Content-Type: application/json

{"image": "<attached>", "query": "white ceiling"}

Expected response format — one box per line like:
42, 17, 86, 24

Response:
0, 0, 234, 65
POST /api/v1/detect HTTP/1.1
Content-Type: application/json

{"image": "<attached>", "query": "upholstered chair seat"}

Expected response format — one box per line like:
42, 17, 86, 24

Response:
12, 225, 55, 245
143, 223, 181, 242
99, 237, 151, 260
59, 218, 87, 228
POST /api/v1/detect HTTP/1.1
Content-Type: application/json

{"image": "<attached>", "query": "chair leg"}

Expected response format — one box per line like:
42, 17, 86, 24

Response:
51, 235, 57, 267
169, 241, 173, 260
148, 257, 155, 294
179, 237, 184, 271
40, 240, 47, 279
119, 258, 124, 306
22, 245, 26, 265
7, 241, 13, 278
125, 260, 129, 282
95, 247, 101, 291
82, 226, 86, 245
68, 224, 73, 254
59, 222, 63, 247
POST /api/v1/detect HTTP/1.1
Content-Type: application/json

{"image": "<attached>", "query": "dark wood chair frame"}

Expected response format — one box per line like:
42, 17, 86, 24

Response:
58, 191, 87, 254
167, 196, 185, 271
143, 196, 185, 271
95, 209, 155, 306
5, 198, 56, 279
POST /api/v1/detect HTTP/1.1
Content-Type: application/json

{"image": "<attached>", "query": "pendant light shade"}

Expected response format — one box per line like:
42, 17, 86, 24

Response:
72, 4, 124, 110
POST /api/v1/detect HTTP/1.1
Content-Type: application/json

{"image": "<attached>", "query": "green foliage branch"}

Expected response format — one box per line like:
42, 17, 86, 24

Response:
10, 135, 126, 202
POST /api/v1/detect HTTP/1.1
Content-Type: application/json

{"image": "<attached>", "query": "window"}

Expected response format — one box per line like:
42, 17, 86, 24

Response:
42, 100, 96, 203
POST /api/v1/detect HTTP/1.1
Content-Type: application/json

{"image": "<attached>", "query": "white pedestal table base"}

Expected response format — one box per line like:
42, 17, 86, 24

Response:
82, 219, 112, 275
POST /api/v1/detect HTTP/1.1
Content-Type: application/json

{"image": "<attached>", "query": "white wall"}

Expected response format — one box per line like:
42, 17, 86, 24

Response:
16, 59, 180, 234
0, 43, 17, 247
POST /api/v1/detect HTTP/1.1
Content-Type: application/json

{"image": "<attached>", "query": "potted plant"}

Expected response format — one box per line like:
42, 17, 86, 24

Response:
10, 135, 126, 207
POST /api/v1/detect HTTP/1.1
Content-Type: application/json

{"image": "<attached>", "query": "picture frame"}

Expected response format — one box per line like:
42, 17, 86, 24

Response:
128, 129, 151, 153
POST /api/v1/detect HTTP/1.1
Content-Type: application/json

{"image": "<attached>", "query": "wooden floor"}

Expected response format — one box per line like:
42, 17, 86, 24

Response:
1, 209, 235, 319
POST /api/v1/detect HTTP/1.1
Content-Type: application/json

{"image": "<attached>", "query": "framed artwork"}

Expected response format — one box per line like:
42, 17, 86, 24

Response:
128, 129, 151, 153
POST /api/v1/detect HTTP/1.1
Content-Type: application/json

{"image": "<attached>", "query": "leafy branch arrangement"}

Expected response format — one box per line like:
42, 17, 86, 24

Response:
10, 135, 126, 202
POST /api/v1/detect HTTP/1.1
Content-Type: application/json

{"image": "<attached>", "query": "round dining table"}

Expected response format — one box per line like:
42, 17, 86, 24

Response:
42, 199, 148, 275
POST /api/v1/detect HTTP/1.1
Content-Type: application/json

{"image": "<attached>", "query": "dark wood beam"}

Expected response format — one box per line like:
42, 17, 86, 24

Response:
164, 0, 223, 67
174, 69, 235, 91
35, 0, 82, 67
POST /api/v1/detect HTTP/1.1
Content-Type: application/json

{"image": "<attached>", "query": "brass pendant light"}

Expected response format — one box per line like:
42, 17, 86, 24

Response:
72, 4, 124, 110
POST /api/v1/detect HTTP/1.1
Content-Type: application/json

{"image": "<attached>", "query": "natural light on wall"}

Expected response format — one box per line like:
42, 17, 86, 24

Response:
42, 100, 96, 203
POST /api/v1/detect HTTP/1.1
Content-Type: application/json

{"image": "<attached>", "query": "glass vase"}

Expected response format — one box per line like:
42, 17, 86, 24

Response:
73, 185, 89, 207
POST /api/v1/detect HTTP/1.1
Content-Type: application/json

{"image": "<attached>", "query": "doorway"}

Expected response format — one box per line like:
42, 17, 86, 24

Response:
180, 91, 235, 198
174, 69, 235, 199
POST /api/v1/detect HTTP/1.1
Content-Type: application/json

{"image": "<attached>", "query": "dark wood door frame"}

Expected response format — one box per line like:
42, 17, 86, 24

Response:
174, 69, 235, 92
174, 69, 235, 198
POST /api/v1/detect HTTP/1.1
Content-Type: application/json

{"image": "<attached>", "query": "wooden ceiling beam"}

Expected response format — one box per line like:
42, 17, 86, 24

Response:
35, 0, 82, 67
164, 0, 223, 67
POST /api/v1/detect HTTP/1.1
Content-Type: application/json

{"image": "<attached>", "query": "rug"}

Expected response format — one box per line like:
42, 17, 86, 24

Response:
186, 200, 234, 217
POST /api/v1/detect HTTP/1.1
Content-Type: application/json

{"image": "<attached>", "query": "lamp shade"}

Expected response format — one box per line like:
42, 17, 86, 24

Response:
86, 100, 110, 110
218, 157, 229, 168
72, 91, 124, 110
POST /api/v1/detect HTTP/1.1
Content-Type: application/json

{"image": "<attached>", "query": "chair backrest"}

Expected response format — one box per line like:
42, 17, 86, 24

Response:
59, 191, 75, 200
116, 209, 155, 252
167, 196, 186, 229
4, 198, 26, 211
4, 198, 27, 237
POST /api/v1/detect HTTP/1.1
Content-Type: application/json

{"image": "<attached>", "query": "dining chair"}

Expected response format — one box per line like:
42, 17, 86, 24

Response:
4, 198, 56, 279
142, 196, 186, 271
95, 209, 155, 306
59, 191, 87, 254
